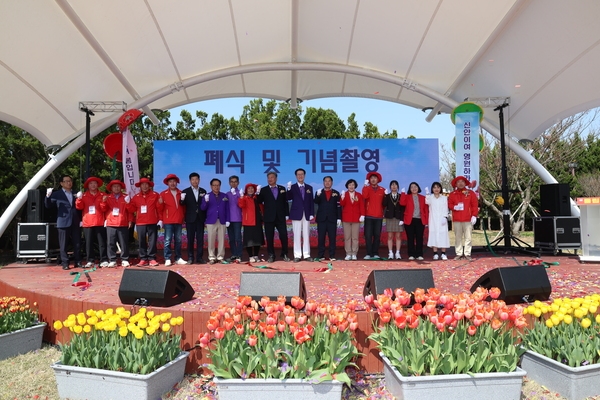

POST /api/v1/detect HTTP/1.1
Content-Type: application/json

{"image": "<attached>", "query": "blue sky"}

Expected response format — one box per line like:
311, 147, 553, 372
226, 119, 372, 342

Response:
168, 97, 455, 148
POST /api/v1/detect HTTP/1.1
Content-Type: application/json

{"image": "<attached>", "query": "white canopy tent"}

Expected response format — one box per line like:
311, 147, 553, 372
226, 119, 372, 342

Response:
2, 0, 599, 236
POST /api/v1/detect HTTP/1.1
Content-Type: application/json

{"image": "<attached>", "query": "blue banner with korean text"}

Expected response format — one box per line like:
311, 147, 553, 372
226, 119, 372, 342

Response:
153, 139, 439, 192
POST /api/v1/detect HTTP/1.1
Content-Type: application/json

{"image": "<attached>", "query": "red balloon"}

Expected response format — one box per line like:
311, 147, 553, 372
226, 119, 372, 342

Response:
118, 109, 143, 132
103, 133, 122, 161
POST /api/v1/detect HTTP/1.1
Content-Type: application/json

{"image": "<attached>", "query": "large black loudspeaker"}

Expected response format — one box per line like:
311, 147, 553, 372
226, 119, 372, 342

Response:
27, 189, 56, 223
363, 269, 435, 301
540, 183, 571, 216
470, 266, 551, 305
118, 269, 195, 307
239, 272, 306, 304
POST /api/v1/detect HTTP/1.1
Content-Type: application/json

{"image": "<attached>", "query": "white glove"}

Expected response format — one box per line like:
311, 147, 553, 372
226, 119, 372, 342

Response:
285, 216, 289, 220
425, 187, 430, 195
225, 222, 230, 227
399, 220, 404, 226
157, 220, 163, 229
441, 218, 448, 226
385, 189, 389, 195
471, 216, 477, 225
336, 219, 342, 227
76, 191, 83, 199
240, 191, 244, 197
401, 187, 406, 194
230, 188, 236, 194
124, 195, 130, 204
79, 222, 83, 227
287, 181, 292, 190
317, 189, 322, 196
204, 194, 210, 202
256, 185, 262, 194
309, 215, 314, 221
46, 188, 53, 197
364, 180, 369, 186
341, 190, 346, 200
180, 192, 186, 200
359, 216, 365, 222
104, 220, 107, 228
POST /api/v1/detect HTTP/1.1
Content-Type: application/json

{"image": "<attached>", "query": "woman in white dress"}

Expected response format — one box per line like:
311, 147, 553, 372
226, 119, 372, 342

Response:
425, 182, 450, 260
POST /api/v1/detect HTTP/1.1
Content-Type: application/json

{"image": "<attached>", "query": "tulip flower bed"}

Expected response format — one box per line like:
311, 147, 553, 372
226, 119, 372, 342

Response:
0, 296, 39, 334
53, 307, 184, 374
368, 287, 527, 376
198, 295, 361, 386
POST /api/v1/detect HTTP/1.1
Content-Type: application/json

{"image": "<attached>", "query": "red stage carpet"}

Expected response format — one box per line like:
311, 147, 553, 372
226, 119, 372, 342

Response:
2, 249, 599, 373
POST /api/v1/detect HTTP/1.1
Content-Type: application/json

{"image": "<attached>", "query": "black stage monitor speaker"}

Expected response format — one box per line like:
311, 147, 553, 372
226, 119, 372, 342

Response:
27, 189, 56, 223
239, 272, 307, 304
118, 269, 195, 307
470, 266, 551, 305
540, 183, 571, 216
363, 269, 435, 302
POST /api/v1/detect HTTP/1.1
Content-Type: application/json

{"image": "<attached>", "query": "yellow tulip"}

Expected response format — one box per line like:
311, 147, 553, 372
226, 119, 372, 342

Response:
533, 300, 543, 308
118, 321, 126, 328
138, 318, 148, 329
119, 327, 128, 337
589, 304, 598, 314
105, 308, 114, 315
146, 310, 155, 319
550, 314, 560, 326
116, 306, 125, 314
104, 322, 117, 332
146, 326, 156, 335
161, 323, 171, 332
73, 325, 83, 334
533, 308, 542, 318
550, 303, 559, 312
526, 305, 536, 314
596, 314, 600, 324
563, 315, 573, 325
176, 316, 184, 326
138, 307, 147, 316
86, 309, 96, 317
134, 330, 144, 339
573, 309, 585, 319
95, 310, 104, 318
87, 316, 98, 325
67, 314, 76, 321
83, 324, 91, 333
160, 313, 170, 322
170, 317, 177, 326
581, 318, 592, 329
545, 319, 554, 328
53, 320, 63, 330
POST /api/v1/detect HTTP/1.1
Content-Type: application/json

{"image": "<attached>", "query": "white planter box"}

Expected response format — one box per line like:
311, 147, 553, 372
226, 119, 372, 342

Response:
214, 377, 344, 400
0, 323, 45, 360
52, 351, 188, 400
381, 353, 525, 400
521, 350, 600, 400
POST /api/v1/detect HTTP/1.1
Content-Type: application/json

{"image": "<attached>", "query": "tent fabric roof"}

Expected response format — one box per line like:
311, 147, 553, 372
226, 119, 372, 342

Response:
2, 0, 600, 146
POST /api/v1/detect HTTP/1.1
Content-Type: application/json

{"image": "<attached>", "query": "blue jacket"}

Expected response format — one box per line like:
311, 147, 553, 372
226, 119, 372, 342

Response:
45, 189, 81, 229
200, 191, 230, 225
286, 183, 314, 221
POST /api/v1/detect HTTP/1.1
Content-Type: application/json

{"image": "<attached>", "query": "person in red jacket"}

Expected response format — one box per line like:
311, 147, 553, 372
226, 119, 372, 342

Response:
128, 177, 161, 267
158, 174, 187, 266
100, 180, 133, 267
340, 179, 365, 261
238, 183, 265, 263
447, 176, 479, 260
400, 181, 429, 261
76, 176, 108, 267
362, 171, 386, 260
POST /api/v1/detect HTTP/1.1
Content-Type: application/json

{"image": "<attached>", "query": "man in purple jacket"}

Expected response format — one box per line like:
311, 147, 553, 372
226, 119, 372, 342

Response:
200, 178, 230, 264
286, 168, 315, 262
226, 175, 243, 262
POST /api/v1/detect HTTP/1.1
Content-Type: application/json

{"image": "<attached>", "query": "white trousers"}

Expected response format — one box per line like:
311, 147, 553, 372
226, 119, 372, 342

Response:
292, 216, 311, 258
453, 221, 473, 257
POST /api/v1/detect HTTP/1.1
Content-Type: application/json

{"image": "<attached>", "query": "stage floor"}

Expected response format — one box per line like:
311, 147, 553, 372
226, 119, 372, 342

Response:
2, 248, 599, 372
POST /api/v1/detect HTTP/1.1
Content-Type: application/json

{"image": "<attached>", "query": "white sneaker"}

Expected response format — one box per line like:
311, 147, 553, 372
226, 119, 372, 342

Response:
372, 255, 381, 259
408, 256, 415, 261
395, 252, 402, 260
176, 258, 187, 265
107, 261, 117, 268
388, 251, 394, 259
351, 255, 357, 260
85, 262, 94, 268
100, 261, 109, 268
364, 255, 371, 260
165, 260, 172, 266
121, 260, 130, 267
417, 256, 424, 261
345, 255, 352, 261
441, 254, 448, 261
433, 254, 439, 260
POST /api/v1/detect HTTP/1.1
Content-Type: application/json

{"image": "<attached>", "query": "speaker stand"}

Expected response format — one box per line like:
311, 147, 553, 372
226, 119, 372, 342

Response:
476, 103, 539, 257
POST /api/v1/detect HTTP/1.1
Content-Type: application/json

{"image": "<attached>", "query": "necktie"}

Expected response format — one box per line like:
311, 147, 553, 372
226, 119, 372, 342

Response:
271, 186, 278, 199
300, 185, 305, 199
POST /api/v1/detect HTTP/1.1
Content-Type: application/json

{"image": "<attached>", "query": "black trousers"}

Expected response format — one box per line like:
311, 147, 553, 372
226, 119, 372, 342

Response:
106, 226, 129, 261
264, 219, 289, 258
57, 225, 81, 267
136, 224, 158, 261
185, 218, 205, 262
405, 219, 425, 257
83, 226, 107, 263
364, 218, 383, 257
317, 220, 337, 258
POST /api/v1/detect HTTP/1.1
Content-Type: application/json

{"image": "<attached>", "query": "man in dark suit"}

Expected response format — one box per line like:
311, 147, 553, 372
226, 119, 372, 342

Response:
314, 176, 342, 261
45, 174, 82, 270
286, 168, 314, 262
180, 172, 207, 264
257, 172, 290, 263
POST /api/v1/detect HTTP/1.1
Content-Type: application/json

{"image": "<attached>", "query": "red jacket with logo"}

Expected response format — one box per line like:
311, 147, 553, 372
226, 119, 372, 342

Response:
448, 189, 479, 222
127, 190, 160, 225
399, 193, 429, 225
75, 191, 105, 227
158, 189, 185, 224
100, 193, 134, 227
340, 191, 365, 222
362, 185, 386, 218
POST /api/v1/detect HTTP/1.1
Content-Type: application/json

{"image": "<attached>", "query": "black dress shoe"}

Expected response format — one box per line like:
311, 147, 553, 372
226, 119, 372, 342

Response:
62, 265, 70, 270
293, 258, 301, 263
197, 259, 207, 264
282, 255, 291, 262
74, 263, 83, 268
304, 257, 313, 262
267, 256, 275, 263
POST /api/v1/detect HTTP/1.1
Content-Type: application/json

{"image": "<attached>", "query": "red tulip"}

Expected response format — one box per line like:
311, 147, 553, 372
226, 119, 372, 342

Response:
198, 332, 210, 348
235, 324, 244, 335
467, 325, 477, 336
248, 334, 258, 346
265, 325, 276, 339
214, 327, 226, 340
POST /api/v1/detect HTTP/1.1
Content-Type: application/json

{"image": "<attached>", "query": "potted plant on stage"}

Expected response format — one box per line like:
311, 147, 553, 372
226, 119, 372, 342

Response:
51, 307, 187, 400
0, 296, 45, 360
198, 295, 361, 400
520, 295, 600, 400
368, 287, 527, 400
